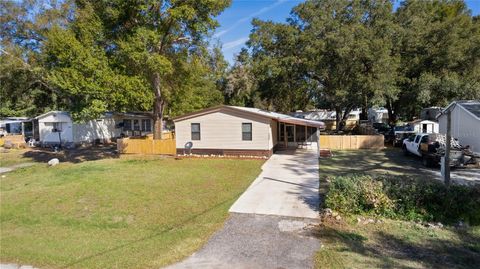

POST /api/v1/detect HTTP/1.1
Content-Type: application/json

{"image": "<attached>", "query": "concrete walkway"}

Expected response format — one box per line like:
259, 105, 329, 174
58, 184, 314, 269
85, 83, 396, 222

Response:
0, 163, 36, 174
229, 149, 320, 219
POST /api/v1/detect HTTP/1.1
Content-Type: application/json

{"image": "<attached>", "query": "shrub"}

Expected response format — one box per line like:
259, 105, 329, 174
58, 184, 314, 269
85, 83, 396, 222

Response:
325, 175, 394, 216
324, 174, 480, 225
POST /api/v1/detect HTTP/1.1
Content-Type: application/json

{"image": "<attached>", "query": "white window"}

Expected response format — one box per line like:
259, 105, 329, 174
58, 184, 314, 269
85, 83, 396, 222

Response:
242, 123, 252, 141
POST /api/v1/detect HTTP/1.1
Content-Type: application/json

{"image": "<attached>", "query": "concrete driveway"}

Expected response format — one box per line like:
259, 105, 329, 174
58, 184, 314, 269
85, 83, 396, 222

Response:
229, 149, 320, 219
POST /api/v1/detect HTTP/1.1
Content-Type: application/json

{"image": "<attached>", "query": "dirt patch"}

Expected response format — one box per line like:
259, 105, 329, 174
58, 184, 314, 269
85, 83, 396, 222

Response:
22, 144, 119, 164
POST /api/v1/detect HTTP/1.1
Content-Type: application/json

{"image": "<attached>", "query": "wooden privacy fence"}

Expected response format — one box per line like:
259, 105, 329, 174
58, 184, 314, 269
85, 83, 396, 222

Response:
117, 133, 176, 155
0, 135, 26, 148
320, 135, 384, 150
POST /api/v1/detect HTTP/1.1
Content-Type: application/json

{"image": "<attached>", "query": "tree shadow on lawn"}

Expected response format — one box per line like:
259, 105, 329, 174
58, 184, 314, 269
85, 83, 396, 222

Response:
22, 144, 119, 164
316, 220, 480, 269
319, 149, 433, 179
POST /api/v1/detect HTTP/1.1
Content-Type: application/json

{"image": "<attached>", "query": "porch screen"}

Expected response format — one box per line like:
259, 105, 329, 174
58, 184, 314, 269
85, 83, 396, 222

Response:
296, 126, 306, 142
307, 127, 318, 142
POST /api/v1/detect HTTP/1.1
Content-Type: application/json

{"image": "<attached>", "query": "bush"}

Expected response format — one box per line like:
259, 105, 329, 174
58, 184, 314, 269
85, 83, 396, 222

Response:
325, 175, 480, 225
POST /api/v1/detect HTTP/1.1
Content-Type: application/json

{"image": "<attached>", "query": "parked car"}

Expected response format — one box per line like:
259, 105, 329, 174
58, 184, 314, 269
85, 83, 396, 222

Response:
392, 125, 415, 147
402, 133, 473, 167
372, 122, 391, 134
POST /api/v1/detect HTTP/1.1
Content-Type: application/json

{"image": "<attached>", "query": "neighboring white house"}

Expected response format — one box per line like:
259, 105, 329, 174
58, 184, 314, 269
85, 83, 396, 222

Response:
409, 119, 439, 134
368, 107, 389, 123
291, 109, 361, 121
438, 100, 480, 154
0, 117, 28, 136
291, 109, 361, 131
35, 111, 154, 146
173, 105, 325, 157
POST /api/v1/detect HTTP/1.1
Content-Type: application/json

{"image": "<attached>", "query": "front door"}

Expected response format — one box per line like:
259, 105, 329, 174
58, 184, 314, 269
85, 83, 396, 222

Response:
286, 125, 295, 147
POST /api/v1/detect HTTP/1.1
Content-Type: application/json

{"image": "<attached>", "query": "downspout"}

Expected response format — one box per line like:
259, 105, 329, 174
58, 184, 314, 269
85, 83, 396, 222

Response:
316, 127, 320, 159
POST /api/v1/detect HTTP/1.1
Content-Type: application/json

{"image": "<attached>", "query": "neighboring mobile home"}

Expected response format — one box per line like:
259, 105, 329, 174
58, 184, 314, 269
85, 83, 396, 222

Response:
368, 107, 389, 123
438, 100, 480, 154
173, 106, 325, 157
291, 109, 360, 131
35, 111, 154, 147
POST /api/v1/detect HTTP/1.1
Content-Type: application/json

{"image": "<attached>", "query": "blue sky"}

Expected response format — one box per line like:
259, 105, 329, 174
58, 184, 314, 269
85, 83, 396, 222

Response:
214, 0, 480, 64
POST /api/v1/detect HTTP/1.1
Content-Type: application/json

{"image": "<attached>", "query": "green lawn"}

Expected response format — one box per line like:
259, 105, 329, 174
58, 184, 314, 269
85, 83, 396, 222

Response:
315, 216, 480, 269
0, 156, 264, 268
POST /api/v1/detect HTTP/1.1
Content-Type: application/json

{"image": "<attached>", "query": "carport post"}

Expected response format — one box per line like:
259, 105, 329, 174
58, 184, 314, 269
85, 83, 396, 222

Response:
316, 127, 320, 158
444, 109, 452, 186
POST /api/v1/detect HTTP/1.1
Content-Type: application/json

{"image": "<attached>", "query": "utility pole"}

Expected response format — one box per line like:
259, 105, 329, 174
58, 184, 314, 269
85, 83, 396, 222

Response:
444, 109, 452, 187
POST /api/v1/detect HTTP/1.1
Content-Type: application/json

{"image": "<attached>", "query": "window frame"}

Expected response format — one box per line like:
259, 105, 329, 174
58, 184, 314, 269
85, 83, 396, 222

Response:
191, 123, 201, 141
133, 119, 140, 131
242, 122, 252, 141
142, 119, 152, 132
123, 119, 132, 131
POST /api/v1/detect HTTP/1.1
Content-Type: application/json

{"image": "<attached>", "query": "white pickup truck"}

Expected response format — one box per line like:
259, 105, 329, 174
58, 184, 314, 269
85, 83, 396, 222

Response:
402, 133, 428, 157
402, 133, 466, 167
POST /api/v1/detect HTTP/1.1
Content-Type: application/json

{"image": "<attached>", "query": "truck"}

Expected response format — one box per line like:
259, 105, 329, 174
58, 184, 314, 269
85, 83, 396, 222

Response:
402, 133, 475, 167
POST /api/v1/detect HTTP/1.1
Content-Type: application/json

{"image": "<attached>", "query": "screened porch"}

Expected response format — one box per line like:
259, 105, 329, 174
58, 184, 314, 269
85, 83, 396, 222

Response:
276, 121, 320, 149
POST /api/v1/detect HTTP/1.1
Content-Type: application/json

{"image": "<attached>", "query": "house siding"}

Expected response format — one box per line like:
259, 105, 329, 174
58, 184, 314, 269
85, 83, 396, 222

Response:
439, 106, 480, 154
72, 118, 117, 143
174, 110, 273, 151
38, 112, 74, 143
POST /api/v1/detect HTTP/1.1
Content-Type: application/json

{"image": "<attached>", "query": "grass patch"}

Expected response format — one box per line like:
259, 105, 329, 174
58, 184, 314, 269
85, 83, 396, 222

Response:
0, 149, 36, 167
315, 217, 480, 269
0, 156, 263, 268
319, 148, 433, 178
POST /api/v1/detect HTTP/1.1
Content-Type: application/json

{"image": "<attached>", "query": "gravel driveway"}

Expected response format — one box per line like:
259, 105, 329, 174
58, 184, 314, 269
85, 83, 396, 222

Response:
165, 213, 320, 269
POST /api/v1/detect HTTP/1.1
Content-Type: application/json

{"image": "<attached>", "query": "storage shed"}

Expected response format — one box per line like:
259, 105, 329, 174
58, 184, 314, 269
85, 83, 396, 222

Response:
438, 100, 480, 154
410, 119, 439, 134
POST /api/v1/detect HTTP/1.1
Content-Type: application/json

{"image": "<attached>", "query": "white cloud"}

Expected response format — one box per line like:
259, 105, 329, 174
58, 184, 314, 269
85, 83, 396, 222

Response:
223, 37, 249, 50
214, 0, 287, 38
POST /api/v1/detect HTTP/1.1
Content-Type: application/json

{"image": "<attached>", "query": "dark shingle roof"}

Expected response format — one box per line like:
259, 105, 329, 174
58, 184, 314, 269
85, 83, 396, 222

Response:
458, 101, 480, 119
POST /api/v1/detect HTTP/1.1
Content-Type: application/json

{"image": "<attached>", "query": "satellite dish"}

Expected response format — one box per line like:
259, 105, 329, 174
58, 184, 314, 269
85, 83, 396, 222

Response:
184, 142, 193, 155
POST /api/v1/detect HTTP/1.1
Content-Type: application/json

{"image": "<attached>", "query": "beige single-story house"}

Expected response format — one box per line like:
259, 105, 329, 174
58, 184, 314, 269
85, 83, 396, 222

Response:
173, 106, 325, 157
438, 100, 480, 154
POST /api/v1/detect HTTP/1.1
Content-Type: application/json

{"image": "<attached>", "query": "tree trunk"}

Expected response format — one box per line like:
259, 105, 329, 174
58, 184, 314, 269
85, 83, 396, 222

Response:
335, 107, 342, 132
335, 106, 353, 132
360, 106, 368, 121
152, 72, 164, 140
360, 95, 368, 120
385, 99, 397, 125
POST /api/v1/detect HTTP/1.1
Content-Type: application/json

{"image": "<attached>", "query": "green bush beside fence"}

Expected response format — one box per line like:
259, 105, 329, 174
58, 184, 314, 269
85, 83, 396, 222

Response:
325, 175, 480, 225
